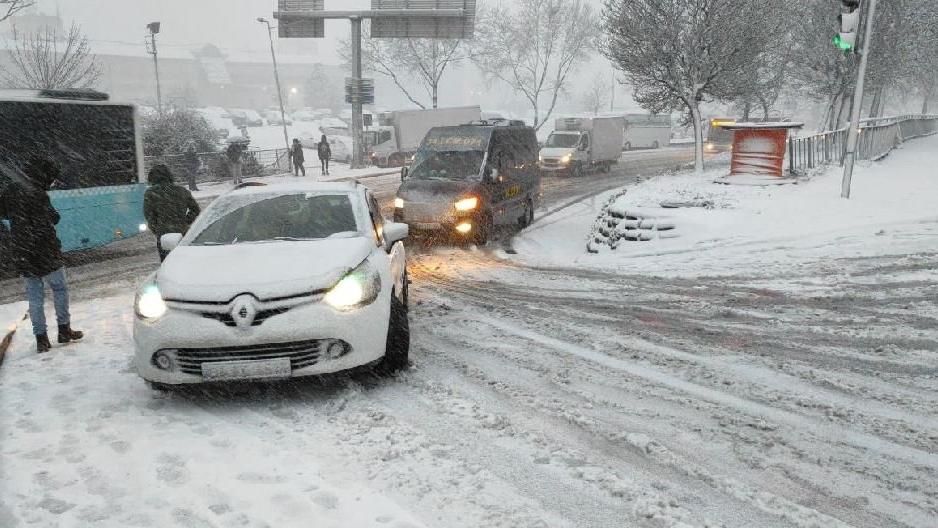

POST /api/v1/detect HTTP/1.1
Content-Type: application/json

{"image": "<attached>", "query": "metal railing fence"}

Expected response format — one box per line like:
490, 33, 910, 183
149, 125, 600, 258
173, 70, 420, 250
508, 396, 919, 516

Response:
788, 114, 938, 174
143, 148, 292, 184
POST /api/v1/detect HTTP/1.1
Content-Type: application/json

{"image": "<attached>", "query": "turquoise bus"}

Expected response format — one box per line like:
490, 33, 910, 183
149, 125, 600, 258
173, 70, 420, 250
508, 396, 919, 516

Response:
0, 90, 147, 256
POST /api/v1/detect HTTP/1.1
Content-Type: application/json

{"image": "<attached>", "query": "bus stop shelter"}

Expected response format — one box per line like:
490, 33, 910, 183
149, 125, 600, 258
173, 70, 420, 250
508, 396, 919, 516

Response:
717, 122, 804, 184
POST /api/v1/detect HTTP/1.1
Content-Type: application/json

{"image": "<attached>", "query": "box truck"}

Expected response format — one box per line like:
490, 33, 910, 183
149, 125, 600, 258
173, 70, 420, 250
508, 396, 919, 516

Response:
369, 106, 482, 167
623, 114, 672, 150
539, 116, 623, 176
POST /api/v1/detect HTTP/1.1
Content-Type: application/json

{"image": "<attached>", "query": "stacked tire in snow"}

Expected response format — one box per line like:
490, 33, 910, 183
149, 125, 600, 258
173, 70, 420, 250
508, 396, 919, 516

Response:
587, 191, 677, 253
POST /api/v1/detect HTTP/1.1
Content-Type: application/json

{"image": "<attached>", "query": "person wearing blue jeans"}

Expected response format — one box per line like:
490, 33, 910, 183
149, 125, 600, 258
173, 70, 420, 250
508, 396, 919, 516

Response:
0, 158, 83, 352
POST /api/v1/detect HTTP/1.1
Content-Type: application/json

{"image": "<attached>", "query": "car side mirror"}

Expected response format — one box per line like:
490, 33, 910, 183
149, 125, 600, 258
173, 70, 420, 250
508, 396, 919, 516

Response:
160, 233, 183, 253
383, 222, 409, 250
400, 166, 409, 182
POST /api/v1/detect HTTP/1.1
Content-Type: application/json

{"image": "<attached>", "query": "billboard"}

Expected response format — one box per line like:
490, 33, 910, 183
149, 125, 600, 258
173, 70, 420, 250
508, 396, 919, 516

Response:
370, 0, 476, 39
278, 0, 325, 38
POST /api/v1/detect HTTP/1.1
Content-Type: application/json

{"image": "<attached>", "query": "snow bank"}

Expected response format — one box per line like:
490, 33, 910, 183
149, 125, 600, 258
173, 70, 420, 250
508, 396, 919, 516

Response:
515, 134, 938, 276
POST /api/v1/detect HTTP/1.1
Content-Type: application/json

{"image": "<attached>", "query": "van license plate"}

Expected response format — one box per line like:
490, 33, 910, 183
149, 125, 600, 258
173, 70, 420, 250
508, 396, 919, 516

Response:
413, 222, 442, 230
202, 358, 291, 381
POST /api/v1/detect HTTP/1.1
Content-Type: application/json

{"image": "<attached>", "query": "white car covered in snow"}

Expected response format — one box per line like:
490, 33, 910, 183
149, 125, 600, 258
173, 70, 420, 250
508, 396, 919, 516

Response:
133, 181, 410, 389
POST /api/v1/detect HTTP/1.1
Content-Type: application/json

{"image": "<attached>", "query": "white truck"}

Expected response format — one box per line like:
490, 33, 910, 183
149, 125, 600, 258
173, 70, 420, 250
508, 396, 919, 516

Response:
539, 116, 624, 176
369, 106, 481, 167
622, 114, 672, 150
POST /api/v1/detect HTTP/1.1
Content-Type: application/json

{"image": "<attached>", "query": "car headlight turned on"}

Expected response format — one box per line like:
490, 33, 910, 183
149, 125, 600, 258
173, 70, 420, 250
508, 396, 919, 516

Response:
324, 259, 381, 311
455, 222, 472, 234
135, 284, 167, 320
454, 196, 479, 212
394, 197, 404, 209
561, 154, 572, 164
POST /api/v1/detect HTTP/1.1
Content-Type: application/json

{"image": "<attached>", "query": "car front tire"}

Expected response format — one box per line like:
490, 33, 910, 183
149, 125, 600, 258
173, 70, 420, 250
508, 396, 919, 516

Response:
378, 294, 410, 373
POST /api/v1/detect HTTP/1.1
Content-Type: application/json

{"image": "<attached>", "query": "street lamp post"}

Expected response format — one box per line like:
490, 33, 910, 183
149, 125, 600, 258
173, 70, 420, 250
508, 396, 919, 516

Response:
257, 17, 292, 158
145, 22, 162, 116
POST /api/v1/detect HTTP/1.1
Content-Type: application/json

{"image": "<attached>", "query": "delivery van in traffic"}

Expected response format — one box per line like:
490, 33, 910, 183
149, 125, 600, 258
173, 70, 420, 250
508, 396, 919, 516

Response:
369, 106, 482, 167
394, 120, 540, 244
539, 116, 623, 176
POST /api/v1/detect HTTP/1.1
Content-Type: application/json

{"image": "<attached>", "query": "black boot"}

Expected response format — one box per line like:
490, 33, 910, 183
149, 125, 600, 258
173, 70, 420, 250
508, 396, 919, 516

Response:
58, 325, 84, 344
36, 334, 52, 353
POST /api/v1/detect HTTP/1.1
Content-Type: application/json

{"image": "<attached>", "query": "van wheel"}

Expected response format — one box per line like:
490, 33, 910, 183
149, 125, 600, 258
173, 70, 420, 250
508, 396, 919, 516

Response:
519, 200, 534, 228
572, 163, 584, 178
379, 295, 410, 374
624, 142, 631, 151
652, 140, 660, 149
473, 213, 493, 246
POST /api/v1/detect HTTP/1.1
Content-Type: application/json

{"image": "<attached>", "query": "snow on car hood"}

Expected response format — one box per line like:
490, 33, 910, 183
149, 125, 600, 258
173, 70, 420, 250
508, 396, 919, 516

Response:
397, 179, 476, 203
157, 236, 375, 302
539, 147, 575, 159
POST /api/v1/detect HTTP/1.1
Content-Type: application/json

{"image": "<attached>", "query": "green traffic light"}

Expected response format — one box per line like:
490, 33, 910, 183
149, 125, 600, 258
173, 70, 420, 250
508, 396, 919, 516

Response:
833, 34, 853, 51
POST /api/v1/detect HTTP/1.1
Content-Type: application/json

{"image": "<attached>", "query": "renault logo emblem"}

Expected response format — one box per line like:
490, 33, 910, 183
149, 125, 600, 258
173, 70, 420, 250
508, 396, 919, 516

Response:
231, 295, 257, 330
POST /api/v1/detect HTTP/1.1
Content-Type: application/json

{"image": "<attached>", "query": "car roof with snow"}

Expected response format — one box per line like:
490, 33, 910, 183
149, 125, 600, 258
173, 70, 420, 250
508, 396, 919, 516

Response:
224, 181, 362, 197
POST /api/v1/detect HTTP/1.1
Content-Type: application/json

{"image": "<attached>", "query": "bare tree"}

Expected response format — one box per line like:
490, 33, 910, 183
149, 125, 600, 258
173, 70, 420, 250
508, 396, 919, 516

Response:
602, 0, 784, 173
1, 23, 101, 90
580, 72, 609, 115
471, 0, 596, 130
0, 0, 33, 23
342, 28, 467, 110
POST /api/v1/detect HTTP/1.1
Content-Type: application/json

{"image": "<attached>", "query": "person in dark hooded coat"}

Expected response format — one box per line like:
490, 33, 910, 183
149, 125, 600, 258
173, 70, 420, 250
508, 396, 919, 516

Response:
0, 158, 83, 352
143, 164, 200, 261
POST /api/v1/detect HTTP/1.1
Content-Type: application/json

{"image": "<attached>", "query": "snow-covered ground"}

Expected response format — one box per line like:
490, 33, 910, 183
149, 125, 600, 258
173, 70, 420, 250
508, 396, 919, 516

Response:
514, 134, 938, 277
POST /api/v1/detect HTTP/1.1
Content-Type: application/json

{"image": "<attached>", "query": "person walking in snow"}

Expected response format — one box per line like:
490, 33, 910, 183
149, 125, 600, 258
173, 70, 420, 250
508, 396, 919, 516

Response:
317, 134, 331, 176
143, 164, 201, 262
290, 138, 306, 177
183, 143, 201, 191
0, 158, 83, 352
226, 142, 245, 185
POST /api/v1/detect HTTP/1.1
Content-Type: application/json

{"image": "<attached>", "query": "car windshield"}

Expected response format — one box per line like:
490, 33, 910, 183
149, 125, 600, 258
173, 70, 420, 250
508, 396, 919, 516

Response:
188, 193, 359, 245
409, 150, 485, 181
545, 133, 581, 148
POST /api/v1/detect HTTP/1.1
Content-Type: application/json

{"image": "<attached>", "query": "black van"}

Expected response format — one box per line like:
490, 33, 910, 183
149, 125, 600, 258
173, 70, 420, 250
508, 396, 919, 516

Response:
393, 121, 540, 244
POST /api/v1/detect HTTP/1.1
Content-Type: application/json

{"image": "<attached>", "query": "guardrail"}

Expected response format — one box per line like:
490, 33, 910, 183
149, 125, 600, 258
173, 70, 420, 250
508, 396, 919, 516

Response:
788, 114, 938, 174
143, 148, 292, 184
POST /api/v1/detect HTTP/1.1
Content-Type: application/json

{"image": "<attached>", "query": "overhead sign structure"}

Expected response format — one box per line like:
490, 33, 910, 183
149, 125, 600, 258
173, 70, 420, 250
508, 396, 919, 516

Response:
370, 0, 476, 39
278, 0, 325, 38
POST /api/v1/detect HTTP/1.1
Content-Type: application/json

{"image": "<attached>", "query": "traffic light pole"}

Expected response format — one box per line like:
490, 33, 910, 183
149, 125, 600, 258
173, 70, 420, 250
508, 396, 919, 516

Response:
841, 0, 878, 199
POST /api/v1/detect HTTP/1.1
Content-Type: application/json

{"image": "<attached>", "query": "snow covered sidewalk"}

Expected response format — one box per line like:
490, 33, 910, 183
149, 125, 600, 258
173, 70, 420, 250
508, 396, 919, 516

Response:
514, 133, 938, 276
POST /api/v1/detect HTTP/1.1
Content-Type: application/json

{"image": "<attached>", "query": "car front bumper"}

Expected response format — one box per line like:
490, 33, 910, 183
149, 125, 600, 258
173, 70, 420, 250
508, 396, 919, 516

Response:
133, 293, 391, 385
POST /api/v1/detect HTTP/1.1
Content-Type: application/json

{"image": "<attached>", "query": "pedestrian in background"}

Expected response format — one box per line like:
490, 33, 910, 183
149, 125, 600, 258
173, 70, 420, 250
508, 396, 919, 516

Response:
143, 164, 200, 262
291, 138, 306, 177
317, 134, 331, 176
184, 143, 201, 191
226, 141, 244, 185
0, 158, 83, 352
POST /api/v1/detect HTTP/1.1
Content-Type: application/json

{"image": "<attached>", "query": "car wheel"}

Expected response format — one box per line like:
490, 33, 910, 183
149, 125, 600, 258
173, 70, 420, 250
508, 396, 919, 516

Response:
624, 142, 631, 151
378, 295, 410, 373
652, 140, 660, 149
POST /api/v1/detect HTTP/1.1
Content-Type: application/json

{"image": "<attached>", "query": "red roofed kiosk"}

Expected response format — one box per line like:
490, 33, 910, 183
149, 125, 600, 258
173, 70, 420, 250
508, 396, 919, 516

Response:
718, 122, 804, 184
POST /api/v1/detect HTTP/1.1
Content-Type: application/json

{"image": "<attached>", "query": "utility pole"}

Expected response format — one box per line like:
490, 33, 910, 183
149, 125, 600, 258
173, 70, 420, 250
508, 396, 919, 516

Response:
258, 17, 292, 156
841, 0, 877, 199
350, 17, 364, 169
145, 22, 163, 116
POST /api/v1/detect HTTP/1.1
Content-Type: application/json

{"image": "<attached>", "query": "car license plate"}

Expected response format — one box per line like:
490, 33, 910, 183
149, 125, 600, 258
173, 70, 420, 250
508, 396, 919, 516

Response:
413, 222, 442, 230
202, 358, 291, 381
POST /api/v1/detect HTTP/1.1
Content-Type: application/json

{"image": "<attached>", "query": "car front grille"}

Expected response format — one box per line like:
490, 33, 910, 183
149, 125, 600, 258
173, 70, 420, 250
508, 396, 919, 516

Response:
201, 307, 291, 327
169, 339, 335, 375
403, 202, 455, 224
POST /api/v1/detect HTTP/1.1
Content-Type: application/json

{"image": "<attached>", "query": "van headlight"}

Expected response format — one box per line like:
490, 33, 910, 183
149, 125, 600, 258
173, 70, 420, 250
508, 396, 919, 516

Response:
454, 196, 479, 212
135, 283, 167, 320
324, 259, 381, 310
561, 154, 572, 164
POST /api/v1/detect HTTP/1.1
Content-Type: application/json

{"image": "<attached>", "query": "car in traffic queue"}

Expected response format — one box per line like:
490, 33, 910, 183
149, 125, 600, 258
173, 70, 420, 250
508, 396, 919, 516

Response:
393, 120, 541, 245
133, 181, 410, 389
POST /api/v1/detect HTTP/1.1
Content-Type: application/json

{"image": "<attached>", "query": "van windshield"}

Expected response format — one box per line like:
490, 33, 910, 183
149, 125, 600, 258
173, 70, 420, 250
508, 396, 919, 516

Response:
545, 133, 581, 148
409, 150, 485, 181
